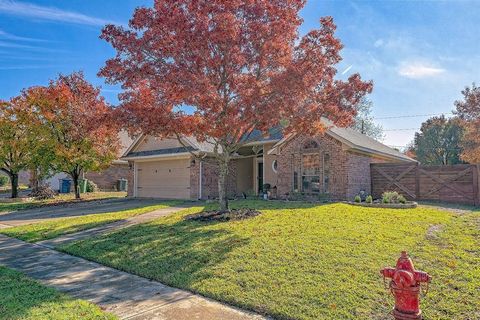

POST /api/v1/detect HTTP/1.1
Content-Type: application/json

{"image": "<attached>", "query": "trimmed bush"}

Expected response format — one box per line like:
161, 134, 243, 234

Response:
354, 195, 361, 203
365, 195, 373, 203
382, 191, 407, 204
86, 180, 99, 193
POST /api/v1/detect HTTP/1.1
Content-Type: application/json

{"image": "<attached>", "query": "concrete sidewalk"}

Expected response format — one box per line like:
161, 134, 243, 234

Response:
0, 235, 265, 320
38, 205, 189, 248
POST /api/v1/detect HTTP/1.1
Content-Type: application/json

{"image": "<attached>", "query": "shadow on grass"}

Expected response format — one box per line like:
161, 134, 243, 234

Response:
200, 198, 324, 212
0, 266, 111, 320
60, 215, 251, 290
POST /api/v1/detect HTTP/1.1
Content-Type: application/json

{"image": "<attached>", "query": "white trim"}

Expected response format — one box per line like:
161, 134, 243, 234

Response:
243, 139, 281, 147
122, 152, 193, 161
122, 134, 145, 158
133, 162, 138, 197
271, 159, 278, 173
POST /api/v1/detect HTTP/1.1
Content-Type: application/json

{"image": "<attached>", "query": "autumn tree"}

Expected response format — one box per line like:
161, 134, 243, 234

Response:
28, 72, 119, 199
409, 115, 465, 165
100, 1, 372, 210
351, 97, 384, 141
0, 98, 37, 198
455, 83, 480, 163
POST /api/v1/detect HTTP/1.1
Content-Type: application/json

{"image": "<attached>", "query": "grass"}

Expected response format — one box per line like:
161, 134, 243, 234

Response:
58, 200, 479, 320
0, 265, 116, 320
0, 192, 127, 213
1, 201, 180, 242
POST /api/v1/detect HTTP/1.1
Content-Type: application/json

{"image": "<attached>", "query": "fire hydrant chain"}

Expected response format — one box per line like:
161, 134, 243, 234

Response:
380, 251, 432, 320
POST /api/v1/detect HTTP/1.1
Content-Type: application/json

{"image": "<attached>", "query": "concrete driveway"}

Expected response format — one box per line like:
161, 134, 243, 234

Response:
0, 198, 166, 228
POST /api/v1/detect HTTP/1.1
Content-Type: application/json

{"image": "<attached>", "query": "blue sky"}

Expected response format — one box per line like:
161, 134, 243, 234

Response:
0, 0, 479, 147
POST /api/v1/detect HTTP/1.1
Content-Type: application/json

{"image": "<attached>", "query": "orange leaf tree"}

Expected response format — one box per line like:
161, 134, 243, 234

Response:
27, 72, 120, 199
100, 0, 372, 210
455, 83, 480, 163
0, 98, 40, 198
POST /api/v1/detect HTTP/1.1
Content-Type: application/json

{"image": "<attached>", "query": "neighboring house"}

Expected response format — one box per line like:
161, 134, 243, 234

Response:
27, 131, 134, 192
84, 130, 134, 190
122, 121, 415, 201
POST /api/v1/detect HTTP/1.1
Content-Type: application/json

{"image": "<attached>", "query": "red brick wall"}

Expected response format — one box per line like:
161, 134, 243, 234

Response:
85, 163, 132, 191
275, 134, 390, 201
190, 158, 237, 200
346, 152, 386, 201
276, 134, 349, 200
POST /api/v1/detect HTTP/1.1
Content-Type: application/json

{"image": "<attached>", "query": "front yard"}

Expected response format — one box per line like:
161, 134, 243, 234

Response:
56, 201, 479, 320
0, 266, 115, 320
0, 201, 180, 242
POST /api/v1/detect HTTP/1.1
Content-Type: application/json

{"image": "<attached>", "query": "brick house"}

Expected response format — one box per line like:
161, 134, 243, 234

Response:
122, 121, 415, 201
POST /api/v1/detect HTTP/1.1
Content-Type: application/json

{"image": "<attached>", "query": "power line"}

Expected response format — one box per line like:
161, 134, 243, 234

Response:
384, 128, 419, 131
373, 112, 453, 120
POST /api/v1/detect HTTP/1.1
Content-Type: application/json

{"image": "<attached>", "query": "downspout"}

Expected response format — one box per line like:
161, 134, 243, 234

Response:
199, 160, 203, 200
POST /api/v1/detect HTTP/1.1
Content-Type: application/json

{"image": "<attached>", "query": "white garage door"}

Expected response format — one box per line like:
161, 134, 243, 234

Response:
137, 159, 191, 199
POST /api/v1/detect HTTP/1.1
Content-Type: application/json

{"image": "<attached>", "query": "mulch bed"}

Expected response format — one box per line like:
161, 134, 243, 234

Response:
185, 208, 261, 222
348, 201, 418, 209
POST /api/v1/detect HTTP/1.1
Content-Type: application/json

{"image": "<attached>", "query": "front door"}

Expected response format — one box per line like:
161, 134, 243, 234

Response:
257, 161, 264, 193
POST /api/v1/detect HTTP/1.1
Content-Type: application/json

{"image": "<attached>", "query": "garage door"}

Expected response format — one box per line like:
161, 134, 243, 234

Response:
137, 159, 190, 199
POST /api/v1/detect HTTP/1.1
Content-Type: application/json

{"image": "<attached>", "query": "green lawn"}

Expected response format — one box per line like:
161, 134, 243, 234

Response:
0, 265, 116, 320
0, 192, 127, 213
1, 202, 180, 242
58, 201, 479, 320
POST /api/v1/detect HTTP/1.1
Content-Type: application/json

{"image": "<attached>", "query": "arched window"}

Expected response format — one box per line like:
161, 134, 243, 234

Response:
303, 140, 319, 150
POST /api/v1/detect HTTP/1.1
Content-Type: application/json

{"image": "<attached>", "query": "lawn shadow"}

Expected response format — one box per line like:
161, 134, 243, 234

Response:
60, 215, 251, 291
0, 265, 110, 320
200, 199, 326, 212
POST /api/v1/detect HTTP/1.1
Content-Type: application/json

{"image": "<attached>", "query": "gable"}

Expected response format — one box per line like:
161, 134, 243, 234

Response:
134, 136, 184, 153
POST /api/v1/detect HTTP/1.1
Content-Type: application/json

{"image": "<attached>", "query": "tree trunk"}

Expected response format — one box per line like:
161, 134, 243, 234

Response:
72, 172, 80, 200
217, 158, 229, 211
10, 173, 18, 199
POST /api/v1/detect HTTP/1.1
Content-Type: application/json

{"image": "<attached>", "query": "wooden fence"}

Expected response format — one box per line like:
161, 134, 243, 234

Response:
371, 163, 480, 206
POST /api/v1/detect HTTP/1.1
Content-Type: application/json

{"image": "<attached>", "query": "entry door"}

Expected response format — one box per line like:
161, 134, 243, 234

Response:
257, 161, 264, 193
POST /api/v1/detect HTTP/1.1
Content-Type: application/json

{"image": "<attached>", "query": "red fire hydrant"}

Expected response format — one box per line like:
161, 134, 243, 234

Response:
380, 251, 432, 320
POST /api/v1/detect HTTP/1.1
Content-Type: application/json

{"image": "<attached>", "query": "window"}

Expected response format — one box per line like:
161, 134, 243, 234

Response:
323, 153, 330, 193
272, 160, 278, 173
301, 153, 321, 194
303, 140, 319, 150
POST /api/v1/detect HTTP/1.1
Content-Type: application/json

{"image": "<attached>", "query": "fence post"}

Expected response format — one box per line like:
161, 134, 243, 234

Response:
415, 163, 420, 200
473, 164, 480, 207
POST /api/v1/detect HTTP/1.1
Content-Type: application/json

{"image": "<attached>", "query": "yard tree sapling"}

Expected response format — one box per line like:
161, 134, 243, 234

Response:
100, 0, 372, 210
455, 83, 480, 163
27, 72, 120, 199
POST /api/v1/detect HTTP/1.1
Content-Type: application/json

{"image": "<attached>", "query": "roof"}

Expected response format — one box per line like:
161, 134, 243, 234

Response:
125, 146, 195, 159
122, 120, 415, 163
327, 125, 415, 162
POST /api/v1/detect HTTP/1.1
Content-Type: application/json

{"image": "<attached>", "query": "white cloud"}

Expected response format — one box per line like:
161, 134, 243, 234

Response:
398, 61, 446, 79
0, 0, 119, 26
0, 29, 46, 42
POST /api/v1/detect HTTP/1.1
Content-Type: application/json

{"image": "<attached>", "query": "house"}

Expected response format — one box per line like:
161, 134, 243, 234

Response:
84, 130, 134, 190
122, 121, 415, 201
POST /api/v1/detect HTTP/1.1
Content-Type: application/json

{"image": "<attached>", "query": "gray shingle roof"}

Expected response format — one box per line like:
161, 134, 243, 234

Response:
126, 146, 195, 158
123, 120, 414, 163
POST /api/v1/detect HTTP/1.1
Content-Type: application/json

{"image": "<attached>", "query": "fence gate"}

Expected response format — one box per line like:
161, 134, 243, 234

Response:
371, 163, 480, 206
